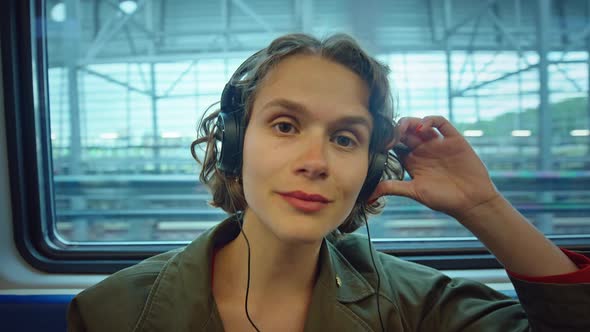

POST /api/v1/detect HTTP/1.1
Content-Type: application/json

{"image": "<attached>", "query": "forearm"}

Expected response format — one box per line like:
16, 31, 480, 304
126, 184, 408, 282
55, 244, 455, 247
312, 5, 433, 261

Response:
457, 194, 578, 277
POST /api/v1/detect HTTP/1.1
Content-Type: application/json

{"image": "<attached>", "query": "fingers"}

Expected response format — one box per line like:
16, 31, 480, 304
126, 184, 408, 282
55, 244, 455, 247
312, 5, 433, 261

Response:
396, 115, 458, 149
419, 115, 461, 138
368, 179, 415, 203
397, 117, 431, 149
396, 117, 420, 149
400, 132, 424, 150
416, 126, 442, 142
369, 116, 461, 204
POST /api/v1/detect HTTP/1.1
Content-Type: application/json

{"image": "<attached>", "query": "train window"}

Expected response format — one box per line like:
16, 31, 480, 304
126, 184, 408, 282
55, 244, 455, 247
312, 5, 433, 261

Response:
3, 0, 589, 273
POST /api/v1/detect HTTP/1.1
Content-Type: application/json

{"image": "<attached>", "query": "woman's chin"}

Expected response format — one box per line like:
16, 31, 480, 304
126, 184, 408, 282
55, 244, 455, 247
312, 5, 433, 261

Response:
243, 207, 343, 245
267, 216, 338, 245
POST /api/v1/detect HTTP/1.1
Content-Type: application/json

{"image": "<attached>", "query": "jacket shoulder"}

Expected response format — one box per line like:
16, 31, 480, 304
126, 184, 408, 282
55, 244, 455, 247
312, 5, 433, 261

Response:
331, 233, 449, 298
330, 234, 525, 331
68, 248, 182, 332
332, 233, 444, 275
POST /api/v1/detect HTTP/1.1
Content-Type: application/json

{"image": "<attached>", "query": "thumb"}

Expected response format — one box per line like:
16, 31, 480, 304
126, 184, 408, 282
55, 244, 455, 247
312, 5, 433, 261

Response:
369, 180, 416, 202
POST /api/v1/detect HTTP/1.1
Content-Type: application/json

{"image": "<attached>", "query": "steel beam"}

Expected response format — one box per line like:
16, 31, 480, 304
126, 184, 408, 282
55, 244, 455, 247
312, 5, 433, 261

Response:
426, 0, 437, 43
73, 50, 255, 66
231, 0, 274, 33
536, 0, 552, 171
471, 54, 481, 121
145, 0, 161, 174
64, 44, 551, 68
443, 0, 454, 122
84, 0, 146, 63
555, 0, 569, 46
105, 0, 156, 41
65, 0, 82, 175
487, 9, 532, 67
517, 56, 523, 129
350, 0, 378, 53
159, 0, 167, 48
536, 0, 553, 233
80, 67, 149, 95
515, 0, 523, 130
295, 0, 313, 34
550, 59, 589, 64
553, 63, 583, 92
438, 0, 496, 43
220, 0, 230, 51
455, 15, 482, 91
123, 26, 149, 91
161, 61, 196, 98
566, 23, 590, 49
64, 0, 89, 240
455, 63, 537, 97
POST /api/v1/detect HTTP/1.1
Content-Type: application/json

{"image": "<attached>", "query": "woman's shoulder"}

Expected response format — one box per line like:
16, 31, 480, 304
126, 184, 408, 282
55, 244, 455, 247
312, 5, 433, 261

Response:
68, 248, 184, 331
74, 218, 224, 306
68, 220, 225, 331
83, 247, 182, 298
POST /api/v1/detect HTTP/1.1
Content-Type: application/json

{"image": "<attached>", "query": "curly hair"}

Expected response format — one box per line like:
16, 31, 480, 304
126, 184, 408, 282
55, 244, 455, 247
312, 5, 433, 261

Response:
191, 33, 403, 236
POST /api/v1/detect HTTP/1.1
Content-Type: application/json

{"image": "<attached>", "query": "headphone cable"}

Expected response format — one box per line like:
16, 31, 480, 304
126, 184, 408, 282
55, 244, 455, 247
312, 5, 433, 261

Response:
237, 213, 384, 332
237, 212, 262, 332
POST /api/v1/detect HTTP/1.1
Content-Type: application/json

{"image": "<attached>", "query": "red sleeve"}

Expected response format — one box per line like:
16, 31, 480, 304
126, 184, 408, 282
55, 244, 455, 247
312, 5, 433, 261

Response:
507, 248, 590, 284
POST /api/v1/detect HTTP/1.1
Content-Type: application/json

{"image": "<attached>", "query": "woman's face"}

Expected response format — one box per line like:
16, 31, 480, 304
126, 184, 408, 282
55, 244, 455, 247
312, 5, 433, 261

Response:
241, 54, 372, 244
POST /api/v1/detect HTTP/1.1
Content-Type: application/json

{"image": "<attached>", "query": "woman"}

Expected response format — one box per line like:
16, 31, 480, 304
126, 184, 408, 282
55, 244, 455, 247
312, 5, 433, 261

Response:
68, 33, 590, 332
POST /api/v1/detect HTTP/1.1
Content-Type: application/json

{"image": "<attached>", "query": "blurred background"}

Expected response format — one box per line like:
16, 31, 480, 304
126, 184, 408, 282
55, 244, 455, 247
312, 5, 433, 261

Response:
43, 0, 590, 243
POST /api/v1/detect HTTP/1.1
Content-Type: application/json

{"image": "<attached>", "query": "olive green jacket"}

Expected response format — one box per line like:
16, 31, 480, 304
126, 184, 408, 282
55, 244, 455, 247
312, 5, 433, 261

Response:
68, 216, 590, 332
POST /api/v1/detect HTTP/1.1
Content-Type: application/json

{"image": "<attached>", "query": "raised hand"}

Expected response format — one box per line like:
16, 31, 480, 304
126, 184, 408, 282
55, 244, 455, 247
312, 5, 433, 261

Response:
369, 115, 500, 223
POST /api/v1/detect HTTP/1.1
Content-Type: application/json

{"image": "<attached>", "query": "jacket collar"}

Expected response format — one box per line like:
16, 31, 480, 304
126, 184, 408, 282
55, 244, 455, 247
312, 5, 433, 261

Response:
136, 214, 377, 332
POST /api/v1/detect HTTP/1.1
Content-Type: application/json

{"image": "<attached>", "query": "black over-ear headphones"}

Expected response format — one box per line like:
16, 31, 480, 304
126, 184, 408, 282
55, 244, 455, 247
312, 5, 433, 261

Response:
215, 67, 390, 203
215, 83, 245, 176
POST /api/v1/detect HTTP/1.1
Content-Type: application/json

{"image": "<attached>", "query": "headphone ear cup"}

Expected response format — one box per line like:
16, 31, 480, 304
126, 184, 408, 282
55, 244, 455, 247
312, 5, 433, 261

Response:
216, 84, 245, 176
359, 152, 387, 202
216, 111, 244, 176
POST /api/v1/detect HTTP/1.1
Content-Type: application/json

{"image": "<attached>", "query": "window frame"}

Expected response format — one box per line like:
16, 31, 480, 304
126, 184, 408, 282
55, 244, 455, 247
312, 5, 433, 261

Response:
2, 0, 589, 274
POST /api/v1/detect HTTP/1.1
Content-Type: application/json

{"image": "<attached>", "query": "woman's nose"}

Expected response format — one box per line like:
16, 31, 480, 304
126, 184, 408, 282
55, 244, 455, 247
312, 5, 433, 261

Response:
295, 139, 329, 180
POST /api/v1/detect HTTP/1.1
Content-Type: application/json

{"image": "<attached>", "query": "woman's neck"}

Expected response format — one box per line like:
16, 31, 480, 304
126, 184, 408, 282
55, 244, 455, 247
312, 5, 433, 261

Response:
213, 211, 322, 306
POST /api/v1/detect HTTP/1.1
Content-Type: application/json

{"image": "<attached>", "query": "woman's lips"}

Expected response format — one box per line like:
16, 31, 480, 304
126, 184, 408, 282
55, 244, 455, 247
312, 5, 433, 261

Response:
279, 193, 330, 213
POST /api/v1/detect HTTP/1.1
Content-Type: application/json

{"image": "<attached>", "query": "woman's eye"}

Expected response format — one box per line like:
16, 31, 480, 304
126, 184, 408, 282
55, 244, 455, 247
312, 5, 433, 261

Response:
273, 122, 295, 134
334, 135, 356, 148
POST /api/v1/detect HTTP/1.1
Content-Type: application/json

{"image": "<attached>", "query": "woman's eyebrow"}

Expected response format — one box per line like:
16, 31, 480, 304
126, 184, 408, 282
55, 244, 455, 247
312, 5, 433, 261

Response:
261, 98, 372, 132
